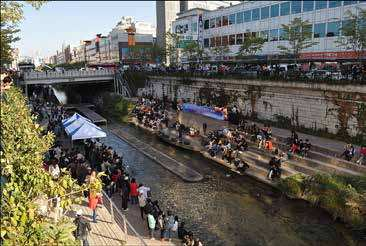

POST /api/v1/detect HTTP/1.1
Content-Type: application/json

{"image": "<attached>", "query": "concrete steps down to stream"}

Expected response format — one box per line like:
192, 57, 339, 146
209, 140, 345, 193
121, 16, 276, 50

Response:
123, 117, 365, 190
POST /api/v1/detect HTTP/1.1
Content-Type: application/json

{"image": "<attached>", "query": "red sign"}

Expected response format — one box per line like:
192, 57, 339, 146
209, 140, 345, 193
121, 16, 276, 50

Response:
300, 51, 366, 60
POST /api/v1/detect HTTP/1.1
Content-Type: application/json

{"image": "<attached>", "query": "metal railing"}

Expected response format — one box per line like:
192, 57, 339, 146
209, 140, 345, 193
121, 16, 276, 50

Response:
101, 190, 148, 246
23, 69, 114, 80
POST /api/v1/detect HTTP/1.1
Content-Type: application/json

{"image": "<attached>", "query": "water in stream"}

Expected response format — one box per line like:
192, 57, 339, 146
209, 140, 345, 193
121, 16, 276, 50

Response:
101, 124, 359, 246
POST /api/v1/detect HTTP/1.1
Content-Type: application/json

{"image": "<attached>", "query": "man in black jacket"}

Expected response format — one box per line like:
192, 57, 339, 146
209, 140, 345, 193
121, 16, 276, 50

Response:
74, 210, 91, 246
120, 175, 130, 211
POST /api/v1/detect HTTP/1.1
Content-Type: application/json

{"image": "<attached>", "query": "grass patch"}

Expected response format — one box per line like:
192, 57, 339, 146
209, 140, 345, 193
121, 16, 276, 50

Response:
278, 173, 366, 232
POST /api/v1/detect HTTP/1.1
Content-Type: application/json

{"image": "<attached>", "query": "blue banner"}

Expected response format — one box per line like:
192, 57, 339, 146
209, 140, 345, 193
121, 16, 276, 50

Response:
182, 103, 225, 121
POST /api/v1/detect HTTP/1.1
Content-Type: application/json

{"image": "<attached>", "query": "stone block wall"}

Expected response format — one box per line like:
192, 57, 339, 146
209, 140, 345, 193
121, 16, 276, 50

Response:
138, 76, 366, 137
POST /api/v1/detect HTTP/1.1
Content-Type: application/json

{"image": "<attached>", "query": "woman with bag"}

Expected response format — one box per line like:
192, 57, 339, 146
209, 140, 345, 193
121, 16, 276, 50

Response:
86, 170, 103, 223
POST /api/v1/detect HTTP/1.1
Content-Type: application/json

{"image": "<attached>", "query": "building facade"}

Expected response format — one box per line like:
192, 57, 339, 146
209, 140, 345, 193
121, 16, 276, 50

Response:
48, 16, 155, 65
172, 0, 365, 62
156, 1, 240, 52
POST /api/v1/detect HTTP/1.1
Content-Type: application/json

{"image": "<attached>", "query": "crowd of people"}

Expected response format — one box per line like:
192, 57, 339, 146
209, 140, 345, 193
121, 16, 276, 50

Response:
204, 128, 250, 173
31, 96, 203, 245
132, 97, 169, 131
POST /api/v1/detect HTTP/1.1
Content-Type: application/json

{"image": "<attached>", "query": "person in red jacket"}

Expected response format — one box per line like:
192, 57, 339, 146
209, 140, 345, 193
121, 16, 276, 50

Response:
129, 178, 139, 205
357, 145, 366, 165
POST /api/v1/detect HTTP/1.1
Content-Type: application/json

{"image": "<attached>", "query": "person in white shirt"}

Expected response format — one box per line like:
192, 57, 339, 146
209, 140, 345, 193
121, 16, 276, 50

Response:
49, 161, 60, 180
137, 184, 151, 199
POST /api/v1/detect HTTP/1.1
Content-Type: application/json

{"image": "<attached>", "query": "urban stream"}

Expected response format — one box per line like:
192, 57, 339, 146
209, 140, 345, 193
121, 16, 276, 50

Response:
101, 123, 359, 246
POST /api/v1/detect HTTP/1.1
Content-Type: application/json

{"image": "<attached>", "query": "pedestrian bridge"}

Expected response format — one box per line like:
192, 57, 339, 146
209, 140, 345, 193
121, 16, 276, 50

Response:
22, 69, 115, 85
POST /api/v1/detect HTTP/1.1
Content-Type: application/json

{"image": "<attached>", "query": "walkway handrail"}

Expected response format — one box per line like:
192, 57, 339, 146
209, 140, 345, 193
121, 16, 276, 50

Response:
101, 190, 148, 246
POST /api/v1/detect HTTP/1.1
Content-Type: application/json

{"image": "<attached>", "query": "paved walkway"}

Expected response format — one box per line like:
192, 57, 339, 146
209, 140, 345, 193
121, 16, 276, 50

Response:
243, 120, 359, 154
69, 200, 127, 246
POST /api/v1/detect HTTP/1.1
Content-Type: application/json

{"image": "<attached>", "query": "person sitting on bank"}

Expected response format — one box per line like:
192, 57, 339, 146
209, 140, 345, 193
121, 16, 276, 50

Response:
341, 144, 355, 161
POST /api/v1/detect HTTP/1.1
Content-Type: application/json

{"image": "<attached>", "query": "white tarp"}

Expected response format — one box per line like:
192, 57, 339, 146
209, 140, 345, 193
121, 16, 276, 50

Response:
62, 113, 106, 140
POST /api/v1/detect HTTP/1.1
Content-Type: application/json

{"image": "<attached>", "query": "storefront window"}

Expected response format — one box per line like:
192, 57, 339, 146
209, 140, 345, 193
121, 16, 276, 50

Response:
204, 20, 209, 29
216, 17, 222, 27
279, 28, 287, 40
229, 14, 236, 25
210, 18, 215, 28
327, 21, 340, 37
261, 6, 269, 19
329, 1, 341, 8
270, 29, 279, 41
260, 30, 269, 41
291, 1, 302, 14
252, 8, 260, 21
215, 36, 222, 46
222, 16, 228, 26
236, 33, 243, 44
314, 23, 326, 38
303, 1, 314, 12
280, 2, 290, 16
210, 37, 215, 47
191, 22, 197, 33
244, 10, 252, 22
229, 34, 236, 45
271, 4, 279, 17
315, 1, 327, 10
222, 36, 228, 46
204, 38, 210, 48
237, 12, 243, 24
343, 1, 357, 6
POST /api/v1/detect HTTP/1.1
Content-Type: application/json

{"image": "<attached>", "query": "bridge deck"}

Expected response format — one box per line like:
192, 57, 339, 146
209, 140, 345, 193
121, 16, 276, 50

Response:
77, 107, 107, 125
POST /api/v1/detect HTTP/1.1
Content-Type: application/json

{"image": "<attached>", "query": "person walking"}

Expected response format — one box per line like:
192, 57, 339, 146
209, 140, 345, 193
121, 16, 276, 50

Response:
147, 213, 156, 240
129, 178, 139, 205
73, 210, 91, 246
120, 176, 130, 211
202, 122, 207, 136
165, 210, 175, 241
86, 170, 99, 223
157, 212, 166, 241
138, 191, 146, 220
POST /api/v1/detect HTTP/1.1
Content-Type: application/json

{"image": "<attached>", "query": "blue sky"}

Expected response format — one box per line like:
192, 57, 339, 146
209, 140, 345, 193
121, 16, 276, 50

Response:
15, 1, 156, 58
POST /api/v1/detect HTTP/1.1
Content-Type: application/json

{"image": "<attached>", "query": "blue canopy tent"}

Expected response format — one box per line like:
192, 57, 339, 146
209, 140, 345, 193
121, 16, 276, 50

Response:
62, 113, 91, 127
62, 113, 106, 142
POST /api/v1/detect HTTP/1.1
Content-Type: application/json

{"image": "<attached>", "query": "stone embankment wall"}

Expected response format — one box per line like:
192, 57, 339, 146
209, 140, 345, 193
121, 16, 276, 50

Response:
139, 76, 366, 137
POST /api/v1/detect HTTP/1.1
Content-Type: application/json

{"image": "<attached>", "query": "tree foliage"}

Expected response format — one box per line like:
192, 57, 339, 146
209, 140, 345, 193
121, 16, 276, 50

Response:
237, 34, 265, 58
165, 31, 180, 66
277, 17, 318, 63
210, 45, 230, 61
182, 41, 207, 64
0, 87, 82, 245
0, 1, 47, 66
336, 8, 366, 63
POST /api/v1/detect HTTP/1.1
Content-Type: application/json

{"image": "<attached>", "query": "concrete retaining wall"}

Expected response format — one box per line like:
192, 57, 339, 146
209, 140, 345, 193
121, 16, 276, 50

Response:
138, 76, 366, 137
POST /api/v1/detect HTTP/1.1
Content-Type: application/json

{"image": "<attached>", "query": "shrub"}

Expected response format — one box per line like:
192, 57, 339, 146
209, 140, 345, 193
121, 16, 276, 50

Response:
0, 87, 82, 245
99, 92, 134, 123
279, 173, 366, 230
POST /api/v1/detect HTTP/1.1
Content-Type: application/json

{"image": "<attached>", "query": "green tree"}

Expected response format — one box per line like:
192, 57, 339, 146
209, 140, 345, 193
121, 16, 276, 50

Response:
182, 41, 207, 66
165, 31, 180, 66
236, 34, 265, 59
149, 44, 165, 64
0, 1, 47, 66
1, 87, 83, 245
277, 17, 318, 64
210, 45, 230, 61
336, 8, 366, 63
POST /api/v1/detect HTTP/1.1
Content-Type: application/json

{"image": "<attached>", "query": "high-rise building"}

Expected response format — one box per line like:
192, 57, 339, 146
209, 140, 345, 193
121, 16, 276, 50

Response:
156, 0, 240, 62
